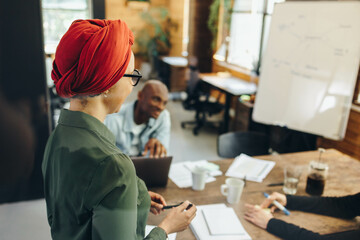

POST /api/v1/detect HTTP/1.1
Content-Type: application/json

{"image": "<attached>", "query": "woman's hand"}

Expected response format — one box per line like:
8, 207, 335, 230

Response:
158, 201, 197, 234
260, 192, 287, 213
148, 191, 166, 215
244, 204, 273, 229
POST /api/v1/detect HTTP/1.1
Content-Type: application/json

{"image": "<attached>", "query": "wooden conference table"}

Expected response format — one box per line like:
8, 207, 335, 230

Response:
148, 149, 360, 239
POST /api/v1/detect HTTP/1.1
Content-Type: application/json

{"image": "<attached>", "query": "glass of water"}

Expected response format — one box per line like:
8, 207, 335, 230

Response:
283, 166, 302, 195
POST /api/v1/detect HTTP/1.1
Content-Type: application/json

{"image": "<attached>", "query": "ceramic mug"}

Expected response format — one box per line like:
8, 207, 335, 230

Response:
221, 178, 245, 204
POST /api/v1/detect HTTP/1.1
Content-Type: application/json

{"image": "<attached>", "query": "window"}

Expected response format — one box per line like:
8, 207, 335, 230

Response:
42, 0, 92, 55
42, 0, 92, 87
225, 0, 285, 72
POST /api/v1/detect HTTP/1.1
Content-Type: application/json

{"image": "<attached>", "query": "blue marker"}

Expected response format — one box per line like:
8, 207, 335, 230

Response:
263, 192, 290, 216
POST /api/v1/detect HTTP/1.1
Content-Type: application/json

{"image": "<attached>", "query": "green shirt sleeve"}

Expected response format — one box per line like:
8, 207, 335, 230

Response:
86, 155, 166, 240
87, 155, 138, 239
92, 189, 167, 240
92, 187, 137, 240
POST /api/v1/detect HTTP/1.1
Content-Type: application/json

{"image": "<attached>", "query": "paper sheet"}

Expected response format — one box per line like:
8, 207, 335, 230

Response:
183, 160, 222, 177
169, 161, 222, 188
202, 208, 244, 235
145, 225, 176, 240
225, 154, 275, 182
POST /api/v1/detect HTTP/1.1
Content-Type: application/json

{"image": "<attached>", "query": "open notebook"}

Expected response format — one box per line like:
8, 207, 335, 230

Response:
225, 154, 275, 182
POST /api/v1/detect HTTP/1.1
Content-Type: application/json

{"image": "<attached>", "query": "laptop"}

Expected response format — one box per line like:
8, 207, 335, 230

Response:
130, 156, 173, 188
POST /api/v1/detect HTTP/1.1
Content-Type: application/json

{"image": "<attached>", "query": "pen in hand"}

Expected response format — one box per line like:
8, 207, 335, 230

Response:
162, 202, 193, 210
263, 192, 290, 215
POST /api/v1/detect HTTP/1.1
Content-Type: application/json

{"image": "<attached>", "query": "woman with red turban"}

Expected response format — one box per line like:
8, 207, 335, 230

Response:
42, 19, 196, 240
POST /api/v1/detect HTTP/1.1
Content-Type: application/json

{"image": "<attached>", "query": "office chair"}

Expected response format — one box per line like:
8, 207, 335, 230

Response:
181, 57, 224, 135
217, 131, 270, 158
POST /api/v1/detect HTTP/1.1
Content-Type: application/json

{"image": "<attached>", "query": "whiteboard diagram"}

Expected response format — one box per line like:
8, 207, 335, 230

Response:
253, 1, 360, 140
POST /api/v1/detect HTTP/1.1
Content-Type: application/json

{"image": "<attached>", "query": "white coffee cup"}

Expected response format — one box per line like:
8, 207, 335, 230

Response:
192, 168, 207, 191
221, 178, 245, 204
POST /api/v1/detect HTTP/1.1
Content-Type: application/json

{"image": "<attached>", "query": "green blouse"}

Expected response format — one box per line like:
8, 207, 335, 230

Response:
42, 109, 166, 240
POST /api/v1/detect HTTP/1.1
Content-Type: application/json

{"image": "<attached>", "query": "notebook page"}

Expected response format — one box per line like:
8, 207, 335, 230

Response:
225, 154, 275, 182
190, 204, 252, 240
202, 208, 244, 235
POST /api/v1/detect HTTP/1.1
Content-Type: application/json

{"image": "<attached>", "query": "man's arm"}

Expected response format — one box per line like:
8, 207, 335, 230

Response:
104, 114, 131, 155
151, 110, 171, 149
104, 114, 120, 135
143, 110, 171, 157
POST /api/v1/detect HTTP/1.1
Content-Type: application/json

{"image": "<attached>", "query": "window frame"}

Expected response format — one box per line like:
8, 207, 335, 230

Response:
42, 0, 94, 55
219, 0, 285, 74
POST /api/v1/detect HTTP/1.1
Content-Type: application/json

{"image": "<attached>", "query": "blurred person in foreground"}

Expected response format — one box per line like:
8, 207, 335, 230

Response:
105, 80, 170, 158
244, 191, 360, 239
42, 19, 196, 240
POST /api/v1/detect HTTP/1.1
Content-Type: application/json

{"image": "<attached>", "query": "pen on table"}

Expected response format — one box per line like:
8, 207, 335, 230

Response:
267, 182, 284, 187
162, 202, 193, 210
263, 192, 290, 216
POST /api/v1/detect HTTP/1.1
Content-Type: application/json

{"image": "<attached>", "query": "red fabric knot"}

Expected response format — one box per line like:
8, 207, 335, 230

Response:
51, 19, 134, 98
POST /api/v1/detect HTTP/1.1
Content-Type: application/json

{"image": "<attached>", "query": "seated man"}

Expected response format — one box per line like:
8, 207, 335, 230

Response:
105, 80, 170, 157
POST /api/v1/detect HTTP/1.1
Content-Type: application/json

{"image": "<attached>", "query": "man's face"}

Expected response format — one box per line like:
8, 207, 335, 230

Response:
138, 84, 168, 119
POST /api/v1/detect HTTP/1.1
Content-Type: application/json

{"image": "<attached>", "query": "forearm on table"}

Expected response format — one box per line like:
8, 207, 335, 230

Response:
286, 193, 360, 219
267, 218, 360, 240
267, 218, 321, 240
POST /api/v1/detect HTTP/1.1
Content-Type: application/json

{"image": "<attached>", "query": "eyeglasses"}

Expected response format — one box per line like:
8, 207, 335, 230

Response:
123, 69, 142, 86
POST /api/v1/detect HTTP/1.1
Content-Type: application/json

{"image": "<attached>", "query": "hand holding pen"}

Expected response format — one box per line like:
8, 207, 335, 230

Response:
261, 192, 289, 215
158, 201, 197, 234
163, 202, 193, 210
244, 192, 289, 229
149, 191, 167, 215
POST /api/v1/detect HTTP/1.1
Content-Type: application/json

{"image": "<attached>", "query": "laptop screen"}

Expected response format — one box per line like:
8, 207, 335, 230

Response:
130, 156, 173, 188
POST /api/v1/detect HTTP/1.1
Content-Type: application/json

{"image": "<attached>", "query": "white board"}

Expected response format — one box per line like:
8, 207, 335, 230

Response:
253, 1, 360, 140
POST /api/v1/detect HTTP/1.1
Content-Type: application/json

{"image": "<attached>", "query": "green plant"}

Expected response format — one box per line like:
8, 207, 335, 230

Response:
135, 7, 177, 61
207, 0, 232, 50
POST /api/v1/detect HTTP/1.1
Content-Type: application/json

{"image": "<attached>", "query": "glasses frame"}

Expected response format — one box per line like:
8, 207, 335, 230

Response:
123, 69, 142, 86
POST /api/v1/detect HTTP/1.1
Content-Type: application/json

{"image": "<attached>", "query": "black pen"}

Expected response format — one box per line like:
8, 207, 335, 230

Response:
267, 182, 284, 187
162, 202, 193, 210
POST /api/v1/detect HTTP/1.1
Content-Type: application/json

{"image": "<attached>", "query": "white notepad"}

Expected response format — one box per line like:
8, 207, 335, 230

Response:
225, 154, 275, 182
190, 204, 252, 240
202, 208, 244, 235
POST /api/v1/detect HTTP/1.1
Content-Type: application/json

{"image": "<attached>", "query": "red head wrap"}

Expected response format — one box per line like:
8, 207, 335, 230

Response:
51, 19, 134, 98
